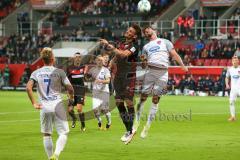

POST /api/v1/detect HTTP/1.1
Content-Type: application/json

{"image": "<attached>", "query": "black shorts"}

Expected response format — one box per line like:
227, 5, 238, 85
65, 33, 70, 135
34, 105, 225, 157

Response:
113, 74, 136, 101
73, 95, 85, 106
72, 85, 86, 106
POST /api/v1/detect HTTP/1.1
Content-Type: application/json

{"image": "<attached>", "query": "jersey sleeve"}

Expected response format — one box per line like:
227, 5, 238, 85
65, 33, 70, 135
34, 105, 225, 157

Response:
30, 71, 37, 82
59, 69, 71, 86
142, 45, 147, 56
105, 68, 111, 79
165, 39, 174, 52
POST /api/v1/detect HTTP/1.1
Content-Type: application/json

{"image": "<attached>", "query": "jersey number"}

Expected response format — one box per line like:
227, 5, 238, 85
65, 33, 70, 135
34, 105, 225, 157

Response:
44, 78, 51, 96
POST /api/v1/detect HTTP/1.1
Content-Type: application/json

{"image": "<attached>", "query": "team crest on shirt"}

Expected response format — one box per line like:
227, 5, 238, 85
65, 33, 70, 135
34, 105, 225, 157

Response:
157, 41, 161, 45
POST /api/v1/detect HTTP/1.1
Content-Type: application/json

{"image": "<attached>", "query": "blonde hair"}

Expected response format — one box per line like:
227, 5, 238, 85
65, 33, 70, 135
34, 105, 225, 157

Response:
40, 47, 53, 64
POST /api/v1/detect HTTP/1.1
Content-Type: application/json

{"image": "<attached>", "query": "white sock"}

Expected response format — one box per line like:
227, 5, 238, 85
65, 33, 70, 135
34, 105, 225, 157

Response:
146, 103, 158, 126
43, 136, 53, 158
230, 101, 236, 117
105, 112, 111, 125
97, 116, 102, 123
54, 134, 67, 157
136, 101, 145, 122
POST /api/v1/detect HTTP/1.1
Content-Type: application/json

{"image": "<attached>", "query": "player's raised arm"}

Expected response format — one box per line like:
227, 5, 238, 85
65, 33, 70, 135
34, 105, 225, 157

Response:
169, 49, 188, 72
99, 39, 133, 58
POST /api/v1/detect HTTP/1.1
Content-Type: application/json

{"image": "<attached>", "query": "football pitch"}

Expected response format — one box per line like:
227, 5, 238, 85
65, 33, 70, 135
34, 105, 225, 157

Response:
0, 91, 240, 160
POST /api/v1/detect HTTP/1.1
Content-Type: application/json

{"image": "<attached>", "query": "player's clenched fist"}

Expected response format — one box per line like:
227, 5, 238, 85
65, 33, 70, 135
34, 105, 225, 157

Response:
33, 103, 42, 110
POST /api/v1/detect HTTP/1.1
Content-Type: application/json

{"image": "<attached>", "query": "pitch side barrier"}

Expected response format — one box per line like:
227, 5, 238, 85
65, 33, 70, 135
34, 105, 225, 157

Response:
0, 64, 26, 86
168, 66, 224, 75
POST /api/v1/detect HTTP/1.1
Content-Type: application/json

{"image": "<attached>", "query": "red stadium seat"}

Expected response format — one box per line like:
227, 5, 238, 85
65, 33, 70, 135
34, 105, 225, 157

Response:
211, 59, 219, 66
204, 59, 212, 66
219, 59, 228, 66
227, 59, 232, 66
195, 59, 205, 66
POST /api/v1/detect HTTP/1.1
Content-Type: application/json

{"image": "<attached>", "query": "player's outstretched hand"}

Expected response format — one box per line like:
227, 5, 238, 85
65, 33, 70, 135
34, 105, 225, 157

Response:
33, 103, 42, 110
182, 66, 189, 73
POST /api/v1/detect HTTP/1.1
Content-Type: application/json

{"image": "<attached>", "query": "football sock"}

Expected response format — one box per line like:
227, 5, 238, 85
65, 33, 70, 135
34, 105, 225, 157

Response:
43, 136, 53, 158
54, 134, 67, 157
117, 102, 128, 131
230, 101, 236, 117
79, 113, 85, 128
146, 103, 158, 126
127, 107, 135, 134
94, 110, 102, 124
136, 101, 145, 122
106, 112, 111, 125
69, 110, 76, 121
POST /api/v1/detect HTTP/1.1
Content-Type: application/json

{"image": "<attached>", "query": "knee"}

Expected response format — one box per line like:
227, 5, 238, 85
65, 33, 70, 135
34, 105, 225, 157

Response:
76, 104, 83, 112
140, 94, 148, 102
68, 107, 73, 112
102, 109, 108, 114
125, 99, 133, 107
43, 133, 51, 137
115, 99, 123, 107
152, 96, 160, 104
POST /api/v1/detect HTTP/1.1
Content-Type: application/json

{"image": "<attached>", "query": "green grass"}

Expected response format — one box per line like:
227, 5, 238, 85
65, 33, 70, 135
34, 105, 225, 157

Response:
0, 91, 240, 160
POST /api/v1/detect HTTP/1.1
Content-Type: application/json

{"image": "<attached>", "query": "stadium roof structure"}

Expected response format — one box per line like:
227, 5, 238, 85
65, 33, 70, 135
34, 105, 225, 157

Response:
52, 48, 88, 58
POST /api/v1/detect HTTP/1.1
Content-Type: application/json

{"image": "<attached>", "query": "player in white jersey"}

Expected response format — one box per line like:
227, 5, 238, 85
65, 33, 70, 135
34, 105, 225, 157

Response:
225, 55, 240, 122
134, 26, 188, 138
86, 55, 112, 130
26, 47, 74, 160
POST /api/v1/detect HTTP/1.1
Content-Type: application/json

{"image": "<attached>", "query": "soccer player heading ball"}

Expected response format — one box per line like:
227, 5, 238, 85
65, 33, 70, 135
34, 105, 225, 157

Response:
134, 26, 188, 138
225, 55, 240, 122
99, 24, 142, 144
26, 47, 74, 160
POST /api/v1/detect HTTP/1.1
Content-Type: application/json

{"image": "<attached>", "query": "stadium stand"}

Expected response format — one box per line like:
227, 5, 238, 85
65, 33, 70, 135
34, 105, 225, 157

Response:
0, 0, 239, 96
0, 0, 27, 20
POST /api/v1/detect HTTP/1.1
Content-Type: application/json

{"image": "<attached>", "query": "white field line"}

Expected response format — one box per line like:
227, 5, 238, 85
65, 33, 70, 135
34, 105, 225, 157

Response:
0, 113, 230, 124
0, 110, 229, 116
0, 111, 37, 115
0, 119, 39, 123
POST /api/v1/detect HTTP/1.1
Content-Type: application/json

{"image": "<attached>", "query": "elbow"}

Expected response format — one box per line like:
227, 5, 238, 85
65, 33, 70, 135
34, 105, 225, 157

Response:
26, 85, 31, 92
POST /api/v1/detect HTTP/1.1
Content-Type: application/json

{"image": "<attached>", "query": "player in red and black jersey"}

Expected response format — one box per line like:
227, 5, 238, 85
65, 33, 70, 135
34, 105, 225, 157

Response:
100, 24, 142, 144
67, 52, 86, 131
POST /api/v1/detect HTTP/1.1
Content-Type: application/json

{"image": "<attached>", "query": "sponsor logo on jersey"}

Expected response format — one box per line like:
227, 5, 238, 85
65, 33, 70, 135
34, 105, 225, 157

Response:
232, 75, 240, 79
149, 46, 160, 53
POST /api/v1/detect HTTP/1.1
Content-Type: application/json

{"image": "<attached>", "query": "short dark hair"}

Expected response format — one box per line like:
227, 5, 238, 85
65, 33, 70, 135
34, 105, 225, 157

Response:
131, 24, 142, 39
142, 26, 154, 32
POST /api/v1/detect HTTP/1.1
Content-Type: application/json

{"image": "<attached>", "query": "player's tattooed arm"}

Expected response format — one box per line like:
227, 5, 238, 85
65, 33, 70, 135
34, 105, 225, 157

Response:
26, 80, 42, 110
99, 39, 132, 57
170, 49, 188, 72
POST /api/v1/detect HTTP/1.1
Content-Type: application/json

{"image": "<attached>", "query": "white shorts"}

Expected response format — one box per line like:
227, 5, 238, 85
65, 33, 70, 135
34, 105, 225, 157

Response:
230, 89, 240, 102
141, 68, 168, 96
40, 102, 69, 135
92, 90, 109, 111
